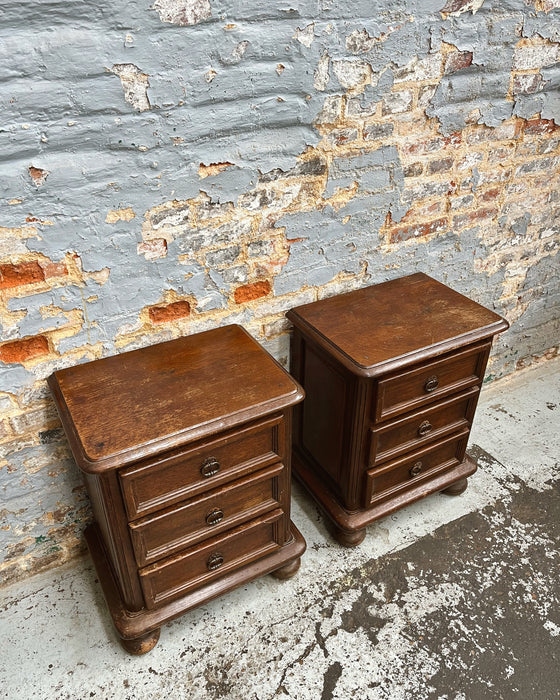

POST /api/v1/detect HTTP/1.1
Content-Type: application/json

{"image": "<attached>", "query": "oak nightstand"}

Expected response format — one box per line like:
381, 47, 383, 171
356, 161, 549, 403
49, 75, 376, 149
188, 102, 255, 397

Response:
287, 273, 509, 546
49, 324, 306, 653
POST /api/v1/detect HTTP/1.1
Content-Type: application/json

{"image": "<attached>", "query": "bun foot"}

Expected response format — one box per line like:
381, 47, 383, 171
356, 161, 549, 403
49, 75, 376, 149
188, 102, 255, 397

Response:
271, 557, 301, 580
442, 478, 468, 496
325, 519, 366, 547
120, 627, 161, 655
335, 528, 367, 547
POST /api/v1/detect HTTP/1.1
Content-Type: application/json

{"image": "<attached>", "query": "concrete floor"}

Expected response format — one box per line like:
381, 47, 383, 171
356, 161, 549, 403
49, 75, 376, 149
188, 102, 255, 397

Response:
1, 358, 559, 700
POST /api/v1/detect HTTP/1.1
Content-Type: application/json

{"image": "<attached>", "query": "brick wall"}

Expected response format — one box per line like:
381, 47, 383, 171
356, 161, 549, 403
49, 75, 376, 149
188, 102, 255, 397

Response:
1, 0, 559, 585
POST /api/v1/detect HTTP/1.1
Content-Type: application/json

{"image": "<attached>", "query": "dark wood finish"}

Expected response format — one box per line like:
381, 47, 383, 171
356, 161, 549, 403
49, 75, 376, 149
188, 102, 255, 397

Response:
139, 510, 284, 609
119, 415, 284, 520
368, 387, 479, 466
85, 521, 306, 640
48, 324, 302, 473
49, 325, 306, 653
120, 628, 161, 655
129, 463, 283, 567
270, 557, 301, 580
442, 478, 469, 496
288, 272, 508, 377
287, 273, 508, 545
364, 430, 469, 506
374, 341, 490, 421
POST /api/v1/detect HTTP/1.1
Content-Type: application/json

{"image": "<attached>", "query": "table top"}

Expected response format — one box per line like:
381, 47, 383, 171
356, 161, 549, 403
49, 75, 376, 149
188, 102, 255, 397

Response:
48, 324, 303, 473
287, 273, 509, 377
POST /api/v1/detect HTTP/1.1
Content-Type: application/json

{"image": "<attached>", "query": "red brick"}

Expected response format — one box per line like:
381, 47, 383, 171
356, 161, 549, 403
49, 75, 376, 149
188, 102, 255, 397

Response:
389, 217, 448, 243
138, 239, 168, 260
453, 207, 499, 229
479, 187, 501, 203
524, 118, 558, 136
401, 201, 445, 222
0, 336, 50, 364
402, 137, 444, 157
234, 280, 272, 303
442, 132, 463, 147
0, 261, 45, 290
444, 51, 473, 75
40, 261, 68, 278
148, 300, 191, 324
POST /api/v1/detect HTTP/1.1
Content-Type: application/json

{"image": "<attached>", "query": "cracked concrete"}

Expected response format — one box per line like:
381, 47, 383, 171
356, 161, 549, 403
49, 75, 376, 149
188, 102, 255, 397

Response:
1, 358, 558, 699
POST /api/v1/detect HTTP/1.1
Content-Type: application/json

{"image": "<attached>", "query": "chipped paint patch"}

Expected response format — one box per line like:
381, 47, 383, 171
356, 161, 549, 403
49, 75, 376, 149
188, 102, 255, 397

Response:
105, 208, 136, 223
198, 162, 235, 179
28, 167, 49, 187
110, 64, 151, 111
152, 0, 211, 26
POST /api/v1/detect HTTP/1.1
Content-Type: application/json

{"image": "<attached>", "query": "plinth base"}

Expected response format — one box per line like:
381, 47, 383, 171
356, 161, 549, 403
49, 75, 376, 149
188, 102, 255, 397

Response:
86, 521, 306, 654
294, 451, 477, 547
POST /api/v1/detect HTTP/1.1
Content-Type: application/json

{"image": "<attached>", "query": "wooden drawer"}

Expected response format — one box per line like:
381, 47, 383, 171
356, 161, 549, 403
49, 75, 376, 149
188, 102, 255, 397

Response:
119, 414, 284, 520
129, 463, 284, 567
368, 386, 479, 467
364, 430, 469, 507
374, 342, 490, 422
139, 509, 284, 608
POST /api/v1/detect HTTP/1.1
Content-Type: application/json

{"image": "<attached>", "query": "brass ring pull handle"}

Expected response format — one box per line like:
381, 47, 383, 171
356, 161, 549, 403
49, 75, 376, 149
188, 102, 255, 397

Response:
409, 461, 423, 477
206, 508, 224, 526
201, 457, 220, 478
418, 420, 432, 437
207, 553, 224, 571
424, 375, 439, 393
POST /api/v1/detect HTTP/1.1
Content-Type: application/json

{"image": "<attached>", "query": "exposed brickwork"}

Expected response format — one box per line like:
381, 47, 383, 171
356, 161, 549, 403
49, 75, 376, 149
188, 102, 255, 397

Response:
148, 300, 191, 324
39, 262, 68, 279
234, 280, 272, 303
444, 50, 473, 75
388, 218, 449, 244
28, 166, 48, 187
0, 336, 49, 365
0, 261, 44, 290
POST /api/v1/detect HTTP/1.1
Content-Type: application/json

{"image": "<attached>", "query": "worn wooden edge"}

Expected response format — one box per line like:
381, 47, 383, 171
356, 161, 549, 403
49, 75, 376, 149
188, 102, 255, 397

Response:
85, 520, 306, 640
286, 312, 509, 379
48, 361, 305, 476
293, 450, 478, 536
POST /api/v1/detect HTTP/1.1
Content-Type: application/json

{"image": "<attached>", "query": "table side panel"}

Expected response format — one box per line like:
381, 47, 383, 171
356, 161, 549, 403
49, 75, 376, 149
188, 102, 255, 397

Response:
83, 471, 145, 612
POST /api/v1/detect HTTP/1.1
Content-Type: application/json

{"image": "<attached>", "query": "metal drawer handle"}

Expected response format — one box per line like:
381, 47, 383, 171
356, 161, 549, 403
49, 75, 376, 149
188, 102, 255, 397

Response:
418, 421, 432, 437
206, 508, 224, 526
201, 457, 220, 478
424, 375, 439, 393
409, 461, 423, 477
207, 552, 224, 571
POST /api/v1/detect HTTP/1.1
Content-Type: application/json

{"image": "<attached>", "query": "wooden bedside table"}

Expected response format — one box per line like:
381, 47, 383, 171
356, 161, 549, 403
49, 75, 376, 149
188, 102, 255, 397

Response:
287, 273, 509, 547
48, 325, 306, 654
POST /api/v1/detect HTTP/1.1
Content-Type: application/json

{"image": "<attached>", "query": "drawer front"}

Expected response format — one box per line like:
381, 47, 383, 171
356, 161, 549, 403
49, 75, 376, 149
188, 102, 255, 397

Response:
369, 387, 479, 467
364, 430, 469, 507
129, 463, 284, 567
119, 414, 284, 520
139, 509, 284, 609
374, 342, 490, 422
